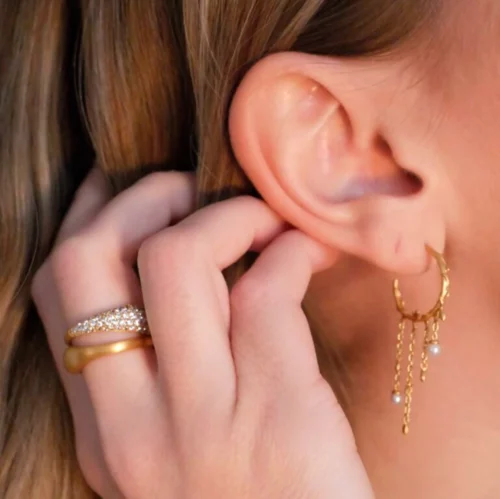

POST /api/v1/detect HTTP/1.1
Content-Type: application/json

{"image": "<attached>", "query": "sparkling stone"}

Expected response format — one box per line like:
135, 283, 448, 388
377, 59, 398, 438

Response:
427, 343, 442, 356
391, 391, 402, 405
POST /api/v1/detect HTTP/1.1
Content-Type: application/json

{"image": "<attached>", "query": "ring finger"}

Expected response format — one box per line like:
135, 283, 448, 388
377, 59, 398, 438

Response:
51, 172, 196, 435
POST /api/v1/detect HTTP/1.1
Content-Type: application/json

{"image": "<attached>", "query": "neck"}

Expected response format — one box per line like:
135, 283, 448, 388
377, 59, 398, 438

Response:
306, 246, 500, 499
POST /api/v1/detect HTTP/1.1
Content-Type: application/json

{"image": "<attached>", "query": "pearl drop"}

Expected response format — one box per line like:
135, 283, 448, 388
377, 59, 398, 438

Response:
391, 392, 402, 405
427, 343, 442, 356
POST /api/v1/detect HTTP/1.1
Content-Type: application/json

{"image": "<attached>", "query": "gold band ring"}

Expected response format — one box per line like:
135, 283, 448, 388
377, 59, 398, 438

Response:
64, 337, 154, 374
65, 305, 149, 345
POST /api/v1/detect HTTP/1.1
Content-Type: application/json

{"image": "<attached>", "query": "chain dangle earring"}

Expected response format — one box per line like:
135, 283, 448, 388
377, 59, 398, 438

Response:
391, 245, 450, 435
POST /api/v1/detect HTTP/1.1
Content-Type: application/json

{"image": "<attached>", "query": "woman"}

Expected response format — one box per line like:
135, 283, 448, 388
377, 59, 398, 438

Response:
1, 0, 498, 497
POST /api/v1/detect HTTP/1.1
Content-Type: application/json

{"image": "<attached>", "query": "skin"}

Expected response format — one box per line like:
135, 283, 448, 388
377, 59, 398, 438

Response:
33, 2, 500, 497
32, 171, 373, 498
228, 2, 500, 498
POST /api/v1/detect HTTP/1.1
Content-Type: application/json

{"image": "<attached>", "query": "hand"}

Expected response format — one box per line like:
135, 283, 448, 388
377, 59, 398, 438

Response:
32, 169, 374, 498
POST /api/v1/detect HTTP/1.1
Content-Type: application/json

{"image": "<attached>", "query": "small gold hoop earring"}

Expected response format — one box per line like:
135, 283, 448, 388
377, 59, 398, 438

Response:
391, 244, 450, 435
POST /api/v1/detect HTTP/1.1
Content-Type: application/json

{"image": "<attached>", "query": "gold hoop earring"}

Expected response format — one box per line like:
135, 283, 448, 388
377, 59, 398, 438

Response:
391, 244, 450, 435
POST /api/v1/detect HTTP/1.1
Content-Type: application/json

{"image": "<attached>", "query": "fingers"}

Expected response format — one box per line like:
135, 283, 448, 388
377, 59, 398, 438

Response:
89, 171, 196, 264
58, 172, 196, 326
230, 230, 339, 392
33, 167, 113, 441
138, 196, 286, 419
49, 172, 196, 435
56, 168, 112, 243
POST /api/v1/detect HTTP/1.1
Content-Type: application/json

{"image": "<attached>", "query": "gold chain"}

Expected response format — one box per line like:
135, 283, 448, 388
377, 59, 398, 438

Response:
402, 320, 417, 435
420, 320, 431, 382
431, 318, 440, 343
393, 318, 406, 394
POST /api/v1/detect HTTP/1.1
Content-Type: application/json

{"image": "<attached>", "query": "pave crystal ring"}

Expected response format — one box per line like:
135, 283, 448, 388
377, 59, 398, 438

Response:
65, 305, 149, 345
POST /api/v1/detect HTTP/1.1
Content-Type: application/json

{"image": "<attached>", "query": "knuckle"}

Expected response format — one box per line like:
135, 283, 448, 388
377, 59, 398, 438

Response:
135, 170, 172, 191
137, 233, 166, 272
49, 235, 93, 283
131, 171, 196, 213
138, 229, 203, 276
137, 170, 190, 189
144, 170, 171, 183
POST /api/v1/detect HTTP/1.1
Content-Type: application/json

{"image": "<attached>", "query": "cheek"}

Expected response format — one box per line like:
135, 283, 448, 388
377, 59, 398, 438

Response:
437, 83, 500, 200
421, 72, 500, 249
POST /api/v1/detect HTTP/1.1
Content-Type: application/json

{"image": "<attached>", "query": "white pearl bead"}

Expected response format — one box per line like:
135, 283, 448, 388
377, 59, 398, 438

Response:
427, 343, 442, 356
391, 392, 402, 405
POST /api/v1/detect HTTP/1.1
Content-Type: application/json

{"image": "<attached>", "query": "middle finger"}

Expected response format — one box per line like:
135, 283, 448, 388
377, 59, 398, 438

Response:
138, 197, 285, 420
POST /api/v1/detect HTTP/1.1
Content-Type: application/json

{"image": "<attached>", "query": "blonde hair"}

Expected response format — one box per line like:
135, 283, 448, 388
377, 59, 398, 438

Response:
0, 1, 437, 496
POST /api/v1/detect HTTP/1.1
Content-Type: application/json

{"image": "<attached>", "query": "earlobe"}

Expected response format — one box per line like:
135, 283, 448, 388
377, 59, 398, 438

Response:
229, 52, 445, 275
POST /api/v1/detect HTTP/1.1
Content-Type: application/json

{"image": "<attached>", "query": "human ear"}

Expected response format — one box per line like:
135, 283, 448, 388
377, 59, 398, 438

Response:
229, 52, 445, 274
